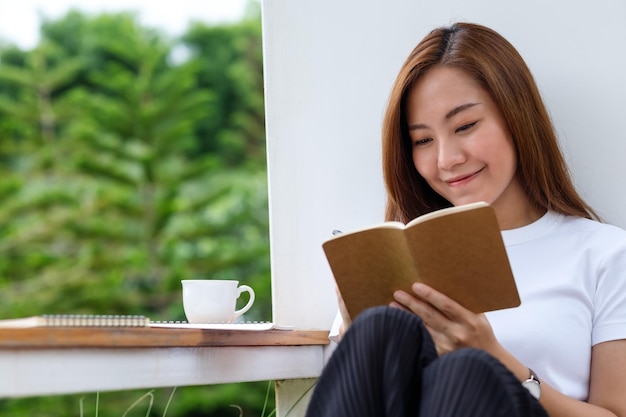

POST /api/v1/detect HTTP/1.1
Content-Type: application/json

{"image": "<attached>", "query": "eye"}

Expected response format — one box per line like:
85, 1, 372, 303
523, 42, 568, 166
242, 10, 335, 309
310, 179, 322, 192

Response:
456, 121, 478, 133
413, 138, 432, 146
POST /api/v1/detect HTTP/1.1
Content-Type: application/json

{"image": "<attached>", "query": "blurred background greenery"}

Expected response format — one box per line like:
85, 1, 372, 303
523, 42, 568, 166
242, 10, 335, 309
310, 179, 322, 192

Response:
0, 1, 274, 415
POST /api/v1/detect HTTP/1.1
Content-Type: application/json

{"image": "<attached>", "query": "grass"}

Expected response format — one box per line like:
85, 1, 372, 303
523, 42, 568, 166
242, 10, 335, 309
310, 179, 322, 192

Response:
76, 379, 316, 417
80, 388, 177, 417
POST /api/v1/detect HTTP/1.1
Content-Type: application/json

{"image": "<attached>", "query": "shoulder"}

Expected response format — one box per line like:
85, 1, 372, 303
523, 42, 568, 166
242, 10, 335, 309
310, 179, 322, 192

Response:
555, 213, 626, 265
556, 213, 626, 243
503, 211, 626, 249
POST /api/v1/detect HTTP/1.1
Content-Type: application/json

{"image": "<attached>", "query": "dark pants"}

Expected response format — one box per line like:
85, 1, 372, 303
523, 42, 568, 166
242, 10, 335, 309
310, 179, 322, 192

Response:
305, 307, 548, 417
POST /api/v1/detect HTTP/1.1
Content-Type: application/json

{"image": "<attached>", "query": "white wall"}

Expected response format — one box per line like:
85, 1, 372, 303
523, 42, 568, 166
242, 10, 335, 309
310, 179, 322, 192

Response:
262, 0, 626, 330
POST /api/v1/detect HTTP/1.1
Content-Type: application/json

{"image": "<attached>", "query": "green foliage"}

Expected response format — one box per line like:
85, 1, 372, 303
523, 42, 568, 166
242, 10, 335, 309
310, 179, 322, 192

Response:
182, 13, 265, 166
0, 2, 272, 415
0, 383, 276, 417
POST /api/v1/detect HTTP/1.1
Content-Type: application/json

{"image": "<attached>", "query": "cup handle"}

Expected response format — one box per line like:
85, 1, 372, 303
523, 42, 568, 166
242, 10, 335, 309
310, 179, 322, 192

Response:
233, 285, 255, 320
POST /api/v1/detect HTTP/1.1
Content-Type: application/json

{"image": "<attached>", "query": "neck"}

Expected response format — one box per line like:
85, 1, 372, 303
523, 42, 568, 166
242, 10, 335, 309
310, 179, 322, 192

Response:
496, 205, 545, 230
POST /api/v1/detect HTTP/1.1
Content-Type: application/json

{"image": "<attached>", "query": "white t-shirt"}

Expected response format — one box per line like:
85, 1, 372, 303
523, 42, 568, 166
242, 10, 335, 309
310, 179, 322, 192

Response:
329, 211, 626, 401
487, 211, 626, 401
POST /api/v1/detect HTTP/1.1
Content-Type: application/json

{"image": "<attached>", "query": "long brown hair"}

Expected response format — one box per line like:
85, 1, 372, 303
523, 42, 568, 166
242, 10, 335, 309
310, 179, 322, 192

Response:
382, 22, 597, 223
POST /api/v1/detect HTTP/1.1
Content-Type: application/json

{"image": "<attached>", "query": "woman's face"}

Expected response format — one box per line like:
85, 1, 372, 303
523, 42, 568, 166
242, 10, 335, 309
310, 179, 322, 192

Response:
405, 66, 533, 228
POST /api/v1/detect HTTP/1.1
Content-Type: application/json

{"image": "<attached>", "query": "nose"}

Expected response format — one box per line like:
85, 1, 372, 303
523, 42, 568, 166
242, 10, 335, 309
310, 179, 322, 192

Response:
437, 137, 466, 171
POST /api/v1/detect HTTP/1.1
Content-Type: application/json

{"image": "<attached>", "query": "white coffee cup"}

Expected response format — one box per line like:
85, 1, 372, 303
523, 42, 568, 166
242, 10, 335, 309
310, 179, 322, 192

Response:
181, 279, 255, 323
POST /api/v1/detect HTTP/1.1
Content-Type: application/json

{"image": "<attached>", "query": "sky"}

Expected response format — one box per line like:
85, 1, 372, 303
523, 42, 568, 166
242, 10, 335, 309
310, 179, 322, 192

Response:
0, 0, 250, 49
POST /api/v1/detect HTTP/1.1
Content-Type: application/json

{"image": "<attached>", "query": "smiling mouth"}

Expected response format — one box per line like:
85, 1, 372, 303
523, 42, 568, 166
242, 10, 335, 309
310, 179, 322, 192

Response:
444, 168, 484, 186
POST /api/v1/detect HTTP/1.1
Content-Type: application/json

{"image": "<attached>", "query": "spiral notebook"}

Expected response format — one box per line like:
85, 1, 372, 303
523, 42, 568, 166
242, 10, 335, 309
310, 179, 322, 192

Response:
0, 315, 288, 331
149, 321, 287, 331
0, 314, 150, 328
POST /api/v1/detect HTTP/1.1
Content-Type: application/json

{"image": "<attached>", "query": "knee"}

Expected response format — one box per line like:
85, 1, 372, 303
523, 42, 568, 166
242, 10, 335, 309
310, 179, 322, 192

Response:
421, 349, 529, 415
447, 347, 494, 362
352, 306, 420, 330
344, 306, 424, 344
355, 305, 409, 322
435, 348, 505, 380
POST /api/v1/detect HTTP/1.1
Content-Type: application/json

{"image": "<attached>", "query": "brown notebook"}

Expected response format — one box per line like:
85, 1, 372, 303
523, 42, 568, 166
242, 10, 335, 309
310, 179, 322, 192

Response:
322, 201, 520, 320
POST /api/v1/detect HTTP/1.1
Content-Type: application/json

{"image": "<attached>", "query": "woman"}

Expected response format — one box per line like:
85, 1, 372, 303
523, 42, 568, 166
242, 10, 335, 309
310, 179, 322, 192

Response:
306, 22, 626, 417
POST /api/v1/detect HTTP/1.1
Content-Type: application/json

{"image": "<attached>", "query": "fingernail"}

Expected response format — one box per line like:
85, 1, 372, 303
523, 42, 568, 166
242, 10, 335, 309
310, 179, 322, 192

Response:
413, 283, 427, 294
393, 290, 406, 301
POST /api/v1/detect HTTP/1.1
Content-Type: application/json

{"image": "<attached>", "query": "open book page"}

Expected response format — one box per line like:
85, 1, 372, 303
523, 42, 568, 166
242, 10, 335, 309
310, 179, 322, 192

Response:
405, 201, 489, 227
405, 204, 520, 313
324, 227, 416, 319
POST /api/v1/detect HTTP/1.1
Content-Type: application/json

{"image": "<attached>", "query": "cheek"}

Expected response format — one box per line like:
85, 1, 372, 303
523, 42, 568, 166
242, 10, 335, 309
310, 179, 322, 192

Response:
480, 126, 517, 171
412, 150, 432, 179
492, 139, 517, 176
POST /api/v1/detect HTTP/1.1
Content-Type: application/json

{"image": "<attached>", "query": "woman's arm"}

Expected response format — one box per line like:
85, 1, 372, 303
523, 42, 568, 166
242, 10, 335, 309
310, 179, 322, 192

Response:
392, 283, 626, 417
585, 340, 626, 416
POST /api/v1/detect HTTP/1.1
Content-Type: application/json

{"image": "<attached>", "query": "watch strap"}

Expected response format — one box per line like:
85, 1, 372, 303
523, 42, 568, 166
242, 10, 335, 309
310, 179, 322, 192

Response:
521, 368, 541, 400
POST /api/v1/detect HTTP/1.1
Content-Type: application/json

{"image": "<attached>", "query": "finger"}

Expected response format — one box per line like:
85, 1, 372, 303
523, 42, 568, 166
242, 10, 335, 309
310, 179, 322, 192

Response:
423, 326, 448, 356
389, 301, 411, 313
393, 289, 428, 312
393, 289, 449, 328
411, 283, 471, 320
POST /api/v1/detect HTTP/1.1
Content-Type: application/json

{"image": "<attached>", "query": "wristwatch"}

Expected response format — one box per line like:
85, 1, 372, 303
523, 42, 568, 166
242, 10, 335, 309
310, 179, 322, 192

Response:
522, 368, 541, 399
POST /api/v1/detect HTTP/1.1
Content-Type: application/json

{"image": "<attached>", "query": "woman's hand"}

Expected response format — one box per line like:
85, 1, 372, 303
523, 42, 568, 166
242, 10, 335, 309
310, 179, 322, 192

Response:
391, 282, 499, 356
393, 283, 626, 417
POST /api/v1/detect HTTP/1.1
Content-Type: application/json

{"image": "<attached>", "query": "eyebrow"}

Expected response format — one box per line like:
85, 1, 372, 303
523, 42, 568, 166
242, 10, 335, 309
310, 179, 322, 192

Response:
407, 102, 481, 131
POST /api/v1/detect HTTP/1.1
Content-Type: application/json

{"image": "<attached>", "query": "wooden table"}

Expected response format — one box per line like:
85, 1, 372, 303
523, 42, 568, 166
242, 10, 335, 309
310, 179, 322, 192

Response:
0, 326, 329, 398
